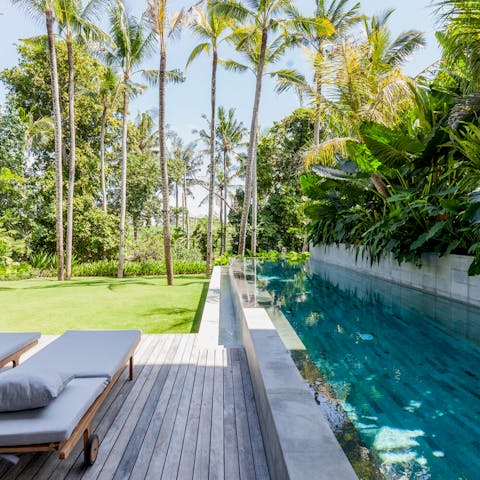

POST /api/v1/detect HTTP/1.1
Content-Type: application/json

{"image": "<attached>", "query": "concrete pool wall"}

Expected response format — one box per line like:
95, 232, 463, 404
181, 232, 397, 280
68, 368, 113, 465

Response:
310, 244, 480, 308
228, 263, 359, 480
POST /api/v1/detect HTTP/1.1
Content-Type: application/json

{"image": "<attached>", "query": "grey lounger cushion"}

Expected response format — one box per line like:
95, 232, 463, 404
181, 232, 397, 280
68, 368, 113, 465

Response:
0, 333, 40, 362
0, 369, 72, 412
0, 377, 108, 445
20, 330, 141, 380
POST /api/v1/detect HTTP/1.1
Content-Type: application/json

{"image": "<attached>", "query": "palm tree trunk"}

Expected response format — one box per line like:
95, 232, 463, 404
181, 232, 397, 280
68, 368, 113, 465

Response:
66, 39, 76, 280
224, 179, 228, 254
45, 10, 64, 281
182, 173, 187, 231
175, 182, 179, 228
219, 182, 224, 255
238, 27, 267, 256
314, 67, 322, 146
117, 76, 129, 278
371, 173, 390, 198
206, 48, 218, 277
159, 48, 174, 286
100, 104, 108, 214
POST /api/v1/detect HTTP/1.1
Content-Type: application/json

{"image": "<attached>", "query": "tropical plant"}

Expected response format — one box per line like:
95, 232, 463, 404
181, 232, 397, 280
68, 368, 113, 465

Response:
11, 0, 65, 280
144, 0, 187, 286
187, 3, 232, 277
56, 0, 106, 279
106, 0, 155, 278
212, 0, 295, 255
215, 106, 247, 253
276, 0, 360, 145
96, 67, 121, 214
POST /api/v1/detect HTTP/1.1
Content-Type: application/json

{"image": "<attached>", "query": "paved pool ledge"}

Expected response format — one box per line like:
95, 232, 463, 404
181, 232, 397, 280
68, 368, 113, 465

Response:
229, 265, 359, 480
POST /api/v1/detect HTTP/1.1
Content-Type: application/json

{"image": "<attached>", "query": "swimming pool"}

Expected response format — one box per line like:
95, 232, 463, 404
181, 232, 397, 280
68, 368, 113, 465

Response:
251, 259, 480, 480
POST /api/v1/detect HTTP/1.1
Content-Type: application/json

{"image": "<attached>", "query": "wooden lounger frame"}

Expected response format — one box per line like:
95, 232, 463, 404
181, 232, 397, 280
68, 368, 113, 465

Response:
0, 336, 140, 463
0, 340, 39, 369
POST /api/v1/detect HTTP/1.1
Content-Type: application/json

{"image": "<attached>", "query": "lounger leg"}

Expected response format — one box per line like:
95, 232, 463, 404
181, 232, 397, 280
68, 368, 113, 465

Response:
129, 356, 134, 380
83, 428, 90, 465
83, 427, 99, 466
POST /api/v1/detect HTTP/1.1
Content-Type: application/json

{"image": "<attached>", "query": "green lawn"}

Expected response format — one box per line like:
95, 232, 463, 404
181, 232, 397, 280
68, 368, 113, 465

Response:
0, 276, 209, 334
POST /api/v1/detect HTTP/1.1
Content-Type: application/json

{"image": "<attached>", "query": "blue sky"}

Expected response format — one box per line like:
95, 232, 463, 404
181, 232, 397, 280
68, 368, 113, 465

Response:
0, 0, 441, 214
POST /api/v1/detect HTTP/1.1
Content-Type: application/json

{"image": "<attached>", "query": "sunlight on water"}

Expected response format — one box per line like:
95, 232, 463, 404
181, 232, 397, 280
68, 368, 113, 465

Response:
246, 259, 480, 480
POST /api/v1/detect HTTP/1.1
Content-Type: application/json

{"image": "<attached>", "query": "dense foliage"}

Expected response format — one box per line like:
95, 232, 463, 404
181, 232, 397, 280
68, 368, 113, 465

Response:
301, 6, 480, 275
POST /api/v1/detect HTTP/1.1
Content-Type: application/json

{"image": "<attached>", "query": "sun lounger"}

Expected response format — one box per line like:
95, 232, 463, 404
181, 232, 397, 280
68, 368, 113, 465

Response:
0, 332, 40, 369
0, 330, 141, 465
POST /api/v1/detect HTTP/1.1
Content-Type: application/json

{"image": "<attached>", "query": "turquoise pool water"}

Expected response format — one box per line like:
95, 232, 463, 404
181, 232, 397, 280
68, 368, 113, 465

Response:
254, 260, 480, 480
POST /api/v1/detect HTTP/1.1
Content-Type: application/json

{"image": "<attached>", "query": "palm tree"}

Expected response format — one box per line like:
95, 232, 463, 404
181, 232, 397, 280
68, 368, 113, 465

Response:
215, 106, 247, 253
107, 0, 155, 278
144, 0, 186, 286
56, 0, 105, 279
97, 67, 121, 214
279, 0, 360, 145
307, 10, 426, 198
213, 0, 294, 255
186, 3, 231, 276
12, 0, 65, 280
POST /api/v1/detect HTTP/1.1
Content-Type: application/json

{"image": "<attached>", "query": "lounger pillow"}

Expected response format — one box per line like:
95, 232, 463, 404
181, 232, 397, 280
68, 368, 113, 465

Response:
0, 370, 72, 412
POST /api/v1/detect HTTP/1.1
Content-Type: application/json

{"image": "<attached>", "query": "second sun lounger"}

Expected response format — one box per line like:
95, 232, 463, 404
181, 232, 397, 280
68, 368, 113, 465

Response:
0, 332, 40, 369
0, 329, 141, 465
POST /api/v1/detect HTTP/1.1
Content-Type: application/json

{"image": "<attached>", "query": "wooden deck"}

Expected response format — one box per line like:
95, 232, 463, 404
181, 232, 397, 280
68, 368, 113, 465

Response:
0, 334, 270, 480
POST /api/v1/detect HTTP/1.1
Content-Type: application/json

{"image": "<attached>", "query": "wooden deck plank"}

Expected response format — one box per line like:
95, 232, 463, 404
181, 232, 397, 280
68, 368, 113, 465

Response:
1, 335, 157, 480
43, 335, 159, 480
224, 349, 240, 480
159, 346, 200, 480
176, 348, 208, 480
0, 335, 272, 480
231, 348, 256, 480
62, 335, 160, 480
238, 349, 270, 480
192, 348, 215, 480
209, 348, 225, 480
139, 334, 197, 480
79, 335, 178, 480
93, 335, 183, 480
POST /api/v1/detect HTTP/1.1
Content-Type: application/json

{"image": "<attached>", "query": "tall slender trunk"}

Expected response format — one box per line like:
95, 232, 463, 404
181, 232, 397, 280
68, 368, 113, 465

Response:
238, 27, 268, 256
175, 182, 179, 228
251, 141, 257, 254
182, 173, 187, 231
66, 39, 76, 280
314, 67, 322, 146
100, 104, 108, 214
221, 149, 227, 254
159, 47, 174, 285
219, 182, 224, 255
224, 181, 228, 253
117, 75, 129, 278
206, 48, 218, 277
46, 10, 64, 281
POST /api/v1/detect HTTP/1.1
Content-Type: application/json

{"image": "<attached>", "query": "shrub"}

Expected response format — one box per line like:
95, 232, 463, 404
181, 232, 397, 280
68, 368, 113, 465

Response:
71, 259, 206, 277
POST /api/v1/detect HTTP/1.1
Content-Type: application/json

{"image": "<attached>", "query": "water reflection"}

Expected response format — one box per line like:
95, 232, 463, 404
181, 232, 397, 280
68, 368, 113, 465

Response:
230, 258, 480, 480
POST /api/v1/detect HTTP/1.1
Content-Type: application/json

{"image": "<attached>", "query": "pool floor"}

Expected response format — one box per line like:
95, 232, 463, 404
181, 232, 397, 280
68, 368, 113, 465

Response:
256, 260, 480, 480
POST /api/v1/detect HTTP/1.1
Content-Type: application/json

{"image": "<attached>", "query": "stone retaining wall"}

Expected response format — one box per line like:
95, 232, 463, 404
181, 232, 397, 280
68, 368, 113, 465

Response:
310, 244, 480, 308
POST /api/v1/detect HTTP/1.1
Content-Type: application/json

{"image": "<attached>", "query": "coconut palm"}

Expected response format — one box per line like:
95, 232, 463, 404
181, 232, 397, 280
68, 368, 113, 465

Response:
212, 0, 295, 255
307, 10, 426, 198
12, 0, 64, 280
97, 67, 121, 214
215, 106, 247, 253
107, 0, 155, 278
277, 0, 360, 145
144, 0, 187, 286
186, 4, 231, 276
56, 0, 106, 279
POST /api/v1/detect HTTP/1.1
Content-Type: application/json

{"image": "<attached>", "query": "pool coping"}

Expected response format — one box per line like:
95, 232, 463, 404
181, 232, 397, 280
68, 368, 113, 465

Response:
228, 265, 359, 480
